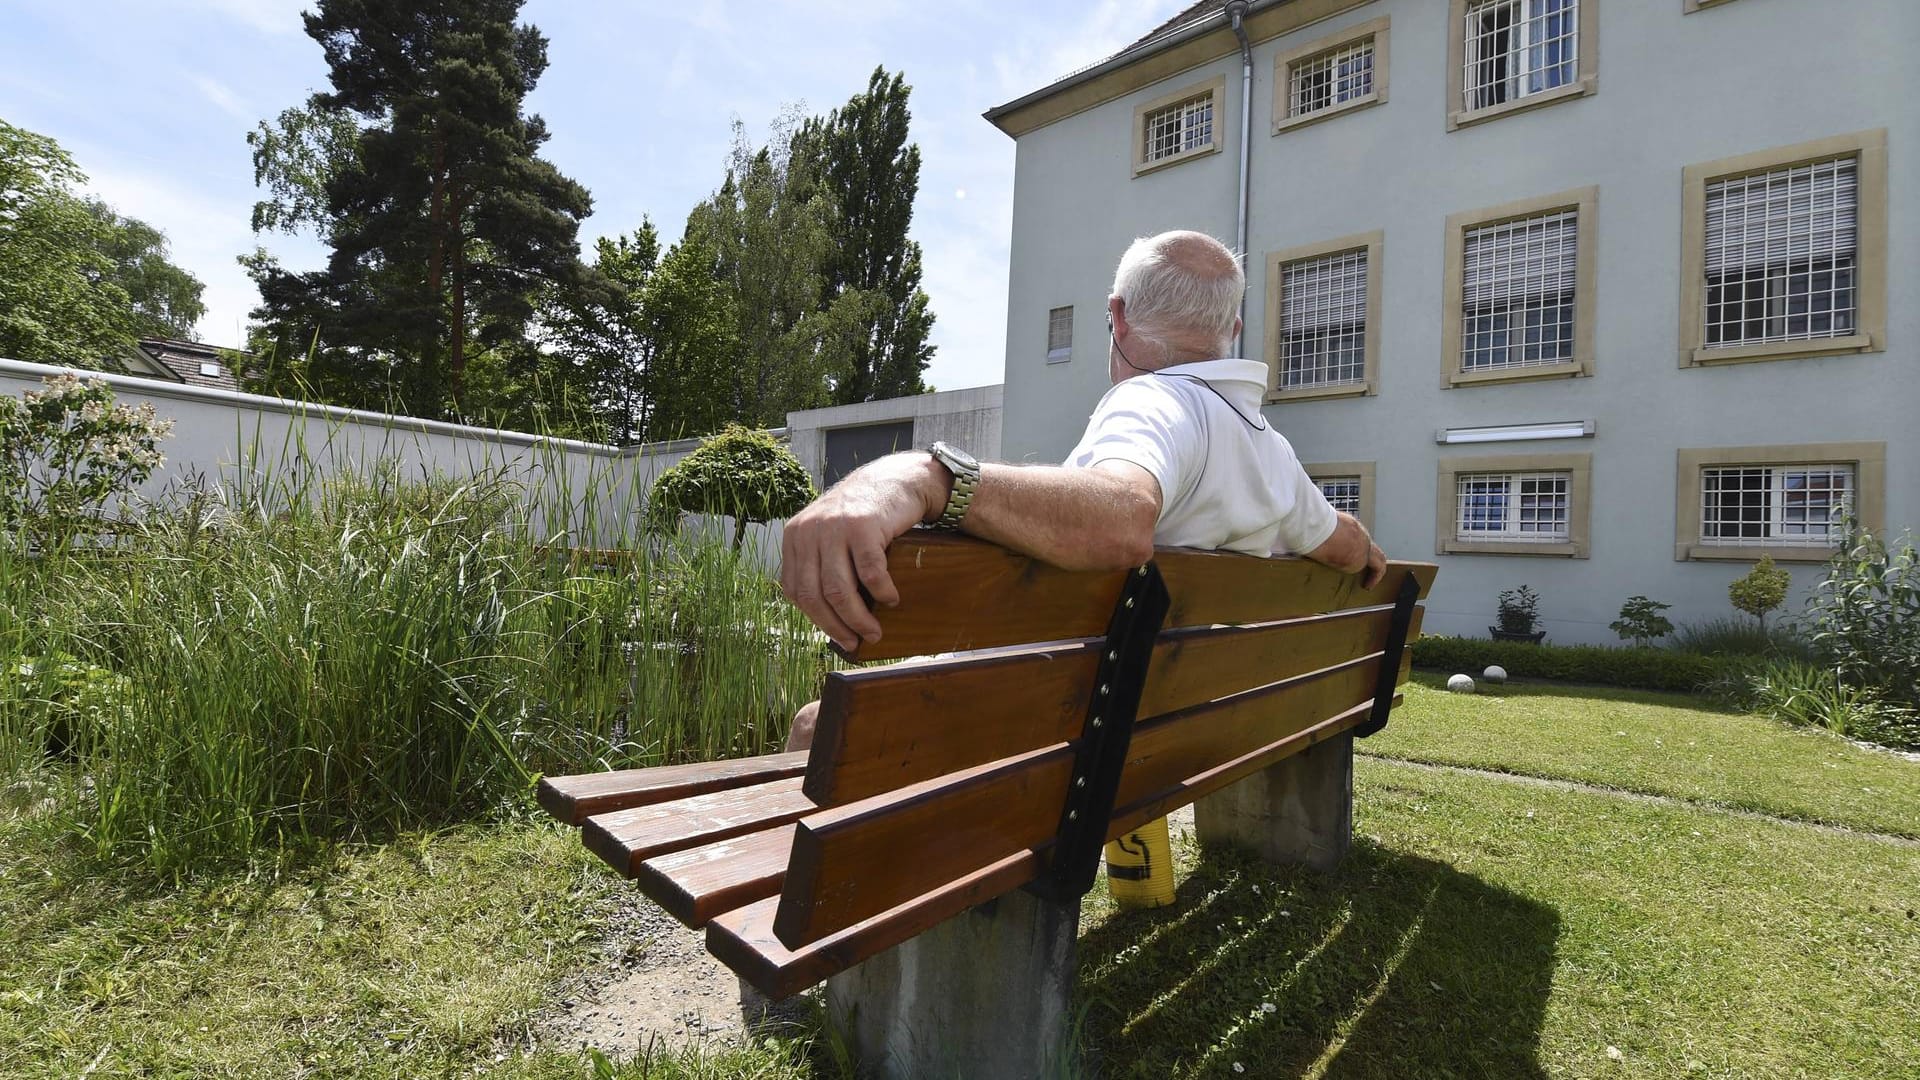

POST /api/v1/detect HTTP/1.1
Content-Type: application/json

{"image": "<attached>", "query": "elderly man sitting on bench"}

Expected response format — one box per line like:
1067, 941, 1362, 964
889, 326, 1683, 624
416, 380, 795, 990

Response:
780, 228, 1388, 754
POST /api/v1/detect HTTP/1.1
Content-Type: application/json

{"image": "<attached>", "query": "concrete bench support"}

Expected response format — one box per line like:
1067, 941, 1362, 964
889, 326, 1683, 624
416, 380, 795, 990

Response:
1194, 732, 1354, 871
825, 887, 1080, 1080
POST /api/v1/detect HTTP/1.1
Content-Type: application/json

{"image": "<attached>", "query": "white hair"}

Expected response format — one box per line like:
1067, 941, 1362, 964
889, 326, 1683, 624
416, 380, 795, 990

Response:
1110, 230, 1244, 352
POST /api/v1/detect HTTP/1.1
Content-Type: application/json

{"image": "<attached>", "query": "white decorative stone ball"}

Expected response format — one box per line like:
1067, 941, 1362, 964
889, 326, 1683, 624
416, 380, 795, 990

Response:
1482, 665, 1508, 685
1447, 673, 1476, 694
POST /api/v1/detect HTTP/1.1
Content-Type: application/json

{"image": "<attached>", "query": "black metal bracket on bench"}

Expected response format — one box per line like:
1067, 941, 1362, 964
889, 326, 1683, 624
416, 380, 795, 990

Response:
1025, 561, 1170, 905
1353, 573, 1422, 739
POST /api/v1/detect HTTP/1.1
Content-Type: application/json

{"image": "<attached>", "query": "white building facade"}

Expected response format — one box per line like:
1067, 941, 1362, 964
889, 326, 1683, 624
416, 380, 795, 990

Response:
986, 0, 1916, 644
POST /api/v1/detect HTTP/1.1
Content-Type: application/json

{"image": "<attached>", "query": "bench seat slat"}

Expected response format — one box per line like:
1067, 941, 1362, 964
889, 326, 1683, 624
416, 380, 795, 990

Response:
537, 751, 808, 825
635, 823, 797, 927
709, 694, 1399, 999
583, 777, 815, 878
836, 534, 1435, 662
806, 605, 1421, 804
774, 649, 1408, 948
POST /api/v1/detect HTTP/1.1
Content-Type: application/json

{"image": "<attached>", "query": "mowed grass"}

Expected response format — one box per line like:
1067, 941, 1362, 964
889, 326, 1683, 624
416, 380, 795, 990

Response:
1077, 759, 1920, 1080
5, 681, 1917, 1079
1362, 674, 1920, 838
0, 811, 813, 1080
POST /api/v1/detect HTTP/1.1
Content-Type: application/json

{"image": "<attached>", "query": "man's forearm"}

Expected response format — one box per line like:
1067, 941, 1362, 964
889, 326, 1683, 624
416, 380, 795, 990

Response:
961, 462, 1159, 571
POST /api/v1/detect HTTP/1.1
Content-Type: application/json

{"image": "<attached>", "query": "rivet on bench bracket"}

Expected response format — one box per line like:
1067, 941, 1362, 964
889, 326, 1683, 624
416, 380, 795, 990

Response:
1028, 559, 1171, 904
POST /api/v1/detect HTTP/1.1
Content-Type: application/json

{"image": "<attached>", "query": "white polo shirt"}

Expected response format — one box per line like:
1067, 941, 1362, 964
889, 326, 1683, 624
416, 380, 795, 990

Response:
1064, 359, 1338, 558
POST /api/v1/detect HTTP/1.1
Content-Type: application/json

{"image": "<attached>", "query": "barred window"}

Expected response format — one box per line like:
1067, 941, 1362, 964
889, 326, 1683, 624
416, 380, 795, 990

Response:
1700, 464, 1852, 547
1463, 0, 1579, 111
1315, 477, 1363, 516
1456, 471, 1571, 542
1704, 157, 1857, 349
1461, 210, 1577, 371
1280, 248, 1368, 389
1290, 38, 1375, 117
1142, 92, 1214, 164
1047, 306, 1073, 362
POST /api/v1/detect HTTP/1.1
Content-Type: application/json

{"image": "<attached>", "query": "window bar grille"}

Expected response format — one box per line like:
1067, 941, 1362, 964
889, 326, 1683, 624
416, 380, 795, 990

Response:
1461, 209, 1577, 371
1455, 471, 1570, 541
1463, 0, 1578, 111
1704, 157, 1858, 348
1291, 38, 1375, 117
1315, 478, 1363, 516
1700, 465, 1852, 546
1281, 248, 1368, 388
1143, 94, 1214, 163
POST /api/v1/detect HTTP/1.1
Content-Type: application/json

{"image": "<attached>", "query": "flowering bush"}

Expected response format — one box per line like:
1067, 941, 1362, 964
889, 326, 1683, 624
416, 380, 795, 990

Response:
0, 374, 174, 546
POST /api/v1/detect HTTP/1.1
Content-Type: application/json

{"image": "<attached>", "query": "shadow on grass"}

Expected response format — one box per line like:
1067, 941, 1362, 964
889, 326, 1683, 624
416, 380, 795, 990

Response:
1075, 840, 1559, 1080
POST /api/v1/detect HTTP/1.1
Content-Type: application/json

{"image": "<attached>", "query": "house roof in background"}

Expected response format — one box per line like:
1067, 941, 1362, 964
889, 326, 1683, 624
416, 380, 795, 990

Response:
1123, 1, 1229, 55
130, 338, 247, 393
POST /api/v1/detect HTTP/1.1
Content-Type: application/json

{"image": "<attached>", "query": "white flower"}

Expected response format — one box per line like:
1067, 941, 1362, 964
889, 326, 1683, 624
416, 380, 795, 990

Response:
1606, 1046, 1623, 1061
1233, 1064, 1244, 1074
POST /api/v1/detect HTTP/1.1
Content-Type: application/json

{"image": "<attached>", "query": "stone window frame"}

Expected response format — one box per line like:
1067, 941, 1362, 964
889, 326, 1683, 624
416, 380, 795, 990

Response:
1677, 129, 1888, 369
1440, 186, 1598, 389
1264, 230, 1384, 402
1131, 76, 1226, 178
1673, 442, 1886, 563
1446, 0, 1598, 131
1271, 16, 1391, 135
1435, 452, 1592, 558
1683, 0, 1740, 13
1304, 460, 1377, 532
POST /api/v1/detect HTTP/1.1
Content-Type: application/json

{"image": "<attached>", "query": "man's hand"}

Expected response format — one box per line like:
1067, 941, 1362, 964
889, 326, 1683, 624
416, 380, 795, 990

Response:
780, 453, 946, 651
1361, 541, 1387, 590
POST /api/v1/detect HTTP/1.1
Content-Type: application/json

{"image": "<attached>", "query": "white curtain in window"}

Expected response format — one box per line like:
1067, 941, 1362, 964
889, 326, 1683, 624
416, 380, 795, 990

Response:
1704, 158, 1857, 273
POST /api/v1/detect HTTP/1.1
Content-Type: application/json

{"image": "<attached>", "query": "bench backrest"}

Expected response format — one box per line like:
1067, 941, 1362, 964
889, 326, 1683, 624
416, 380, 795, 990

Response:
724, 534, 1433, 974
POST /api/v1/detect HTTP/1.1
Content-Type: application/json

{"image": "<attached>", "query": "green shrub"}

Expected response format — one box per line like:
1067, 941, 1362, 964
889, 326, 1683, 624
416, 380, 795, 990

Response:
1729, 554, 1791, 630
1671, 616, 1813, 660
1747, 659, 1920, 750
0, 373, 174, 549
1803, 527, 1920, 712
1610, 595, 1675, 648
647, 424, 815, 550
1495, 585, 1542, 635
1412, 635, 1736, 693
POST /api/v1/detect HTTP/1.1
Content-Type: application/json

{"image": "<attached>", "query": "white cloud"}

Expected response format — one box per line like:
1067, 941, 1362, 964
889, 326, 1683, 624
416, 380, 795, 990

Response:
190, 75, 252, 122
168, 0, 307, 35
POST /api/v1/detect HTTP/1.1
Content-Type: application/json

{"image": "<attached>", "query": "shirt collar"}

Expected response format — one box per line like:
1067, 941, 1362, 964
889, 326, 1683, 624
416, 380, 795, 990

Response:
1152, 358, 1270, 410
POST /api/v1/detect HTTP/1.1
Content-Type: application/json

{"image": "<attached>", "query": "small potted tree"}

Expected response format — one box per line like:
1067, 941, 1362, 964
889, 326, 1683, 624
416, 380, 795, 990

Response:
1490, 585, 1546, 644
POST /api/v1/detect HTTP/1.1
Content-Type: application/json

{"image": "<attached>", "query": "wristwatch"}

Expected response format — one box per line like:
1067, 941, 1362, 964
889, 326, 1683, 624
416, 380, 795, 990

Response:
927, 441, 981, 531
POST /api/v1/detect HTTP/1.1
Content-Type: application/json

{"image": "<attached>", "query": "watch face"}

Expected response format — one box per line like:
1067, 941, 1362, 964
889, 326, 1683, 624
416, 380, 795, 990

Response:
933, 441, 979, 472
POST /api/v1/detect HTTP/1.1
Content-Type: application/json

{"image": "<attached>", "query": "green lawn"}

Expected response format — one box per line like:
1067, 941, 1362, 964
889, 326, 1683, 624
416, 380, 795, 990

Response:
3, 684, 1917, 1079
0, 810, 813, 1079
1361, 674, 1920, 838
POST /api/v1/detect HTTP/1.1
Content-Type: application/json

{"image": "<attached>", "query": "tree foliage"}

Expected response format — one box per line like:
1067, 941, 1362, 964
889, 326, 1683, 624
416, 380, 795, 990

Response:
1729, 555, 1792, 629
244, 0, 601, 422
0, 120, 204, 366
794, 67, 935, 404
646, 424, 815, 551
1610, 595, 1675, 648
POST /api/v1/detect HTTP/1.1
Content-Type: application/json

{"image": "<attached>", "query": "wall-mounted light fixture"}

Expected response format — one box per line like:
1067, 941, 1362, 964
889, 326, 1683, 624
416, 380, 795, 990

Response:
1436, 419, 1595, 444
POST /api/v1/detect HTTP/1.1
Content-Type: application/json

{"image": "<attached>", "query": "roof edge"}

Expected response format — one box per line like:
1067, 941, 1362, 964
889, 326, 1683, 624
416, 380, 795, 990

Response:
982, 4, 1238, 131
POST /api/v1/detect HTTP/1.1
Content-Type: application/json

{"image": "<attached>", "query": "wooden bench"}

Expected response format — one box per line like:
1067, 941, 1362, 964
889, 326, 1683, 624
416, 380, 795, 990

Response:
538, 532, 1435, 1077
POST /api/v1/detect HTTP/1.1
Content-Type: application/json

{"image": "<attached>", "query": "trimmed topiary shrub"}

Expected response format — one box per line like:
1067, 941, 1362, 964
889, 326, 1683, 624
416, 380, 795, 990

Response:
1411, 635, 1738, 694
646, 424, 815, 551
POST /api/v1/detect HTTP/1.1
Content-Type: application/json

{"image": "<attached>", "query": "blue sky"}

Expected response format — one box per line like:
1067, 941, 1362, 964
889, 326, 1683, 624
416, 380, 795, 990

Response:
0, 0, 1189, 393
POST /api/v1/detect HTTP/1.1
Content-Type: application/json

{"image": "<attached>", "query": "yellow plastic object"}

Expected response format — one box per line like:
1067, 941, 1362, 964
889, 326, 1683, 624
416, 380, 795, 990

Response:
1104, 816, 1176, 908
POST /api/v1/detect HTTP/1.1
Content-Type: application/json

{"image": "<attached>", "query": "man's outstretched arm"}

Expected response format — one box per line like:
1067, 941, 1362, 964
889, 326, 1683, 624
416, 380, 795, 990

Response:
779, 452, 1161, 651
1304, 512, 1388, 591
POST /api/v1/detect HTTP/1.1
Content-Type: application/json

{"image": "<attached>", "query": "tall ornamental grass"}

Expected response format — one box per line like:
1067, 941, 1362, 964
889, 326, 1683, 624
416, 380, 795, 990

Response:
0, 460, 831, 872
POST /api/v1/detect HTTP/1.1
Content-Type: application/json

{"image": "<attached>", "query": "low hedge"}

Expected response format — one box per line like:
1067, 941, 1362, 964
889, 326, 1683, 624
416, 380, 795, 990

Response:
1411, 635, 1744, 694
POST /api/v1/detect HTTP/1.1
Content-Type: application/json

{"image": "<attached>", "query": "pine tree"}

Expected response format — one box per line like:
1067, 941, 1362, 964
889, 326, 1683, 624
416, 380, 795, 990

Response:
246, 0, 598, 422
796, 67, 936, 404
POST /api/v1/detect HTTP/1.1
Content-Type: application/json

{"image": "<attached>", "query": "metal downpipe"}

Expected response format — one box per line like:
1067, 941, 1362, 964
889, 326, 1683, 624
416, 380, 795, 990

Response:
1226, 0, 1254, 357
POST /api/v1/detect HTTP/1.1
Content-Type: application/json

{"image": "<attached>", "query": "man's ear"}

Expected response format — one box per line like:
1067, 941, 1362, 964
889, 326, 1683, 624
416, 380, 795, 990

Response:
1108, 297, 1129, 336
